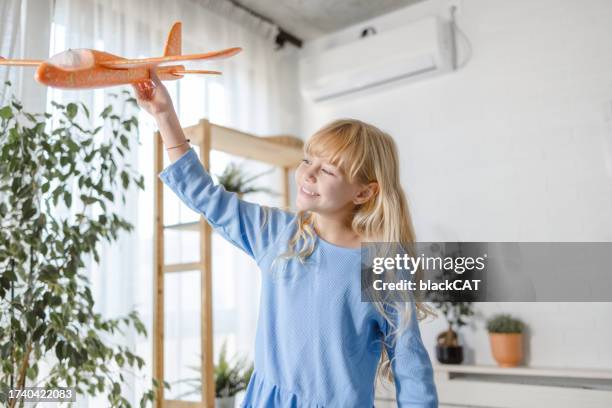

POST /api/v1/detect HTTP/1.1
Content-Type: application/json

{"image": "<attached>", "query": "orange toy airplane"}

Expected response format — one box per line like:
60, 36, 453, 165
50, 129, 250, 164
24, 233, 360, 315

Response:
0, 22, 241, 90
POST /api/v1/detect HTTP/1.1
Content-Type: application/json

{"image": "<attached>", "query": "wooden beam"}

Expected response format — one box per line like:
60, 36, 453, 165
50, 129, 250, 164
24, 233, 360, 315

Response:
183, 120, 206, 146
153, 132, 165, 408
164, 262, 203, 273
199, 119, 215, 408
211, 124, 303, 167
165, 400, 203, 408
164, 221, 200, 231
282, 166, 290, 209
182, 121, 303, 166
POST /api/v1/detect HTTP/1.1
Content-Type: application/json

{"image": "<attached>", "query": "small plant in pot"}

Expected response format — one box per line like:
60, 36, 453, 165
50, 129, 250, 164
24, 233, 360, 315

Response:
215, 162, 278, 199
214, 341, 253, 408
432, 302, 474, 364
173, 340, 253, 407
487, 314, 525, 367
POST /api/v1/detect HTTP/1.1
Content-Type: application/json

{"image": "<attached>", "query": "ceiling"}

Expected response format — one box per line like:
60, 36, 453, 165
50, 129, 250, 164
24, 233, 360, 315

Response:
234, 0, 424, 41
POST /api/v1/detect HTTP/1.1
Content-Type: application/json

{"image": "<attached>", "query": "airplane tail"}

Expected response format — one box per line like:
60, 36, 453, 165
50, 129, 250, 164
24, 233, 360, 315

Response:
163, 22, 182, 57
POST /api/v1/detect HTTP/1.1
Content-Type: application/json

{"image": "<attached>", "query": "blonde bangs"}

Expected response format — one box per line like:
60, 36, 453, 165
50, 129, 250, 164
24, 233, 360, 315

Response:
304, 121, 368, 183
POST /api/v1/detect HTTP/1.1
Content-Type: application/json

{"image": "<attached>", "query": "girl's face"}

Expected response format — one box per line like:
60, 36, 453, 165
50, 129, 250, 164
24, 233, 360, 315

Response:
295, 153, 372, 216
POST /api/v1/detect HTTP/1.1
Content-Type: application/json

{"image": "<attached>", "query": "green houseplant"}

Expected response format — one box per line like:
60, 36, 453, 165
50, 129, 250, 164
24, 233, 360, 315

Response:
0, 83, 168, 407
214, 340, 253, 407
486, 314, 525, 367
172, 340, 253, 407
426, 242, 477, 364
432, 302, 474, 364
215, 162, 278, 199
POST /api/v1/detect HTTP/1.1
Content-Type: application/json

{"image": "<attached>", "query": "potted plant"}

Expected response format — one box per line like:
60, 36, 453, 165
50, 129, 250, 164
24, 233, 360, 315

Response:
173, 340, 253, 407
426, 243, 478, 365
486, 314, 525, 367
214, 341, 253, 408
215, 162, 278, 199
0, 83, 167, 406
432, 302, 474, 364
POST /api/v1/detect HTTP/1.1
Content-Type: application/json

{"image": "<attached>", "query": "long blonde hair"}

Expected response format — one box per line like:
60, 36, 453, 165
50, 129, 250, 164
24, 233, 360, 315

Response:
275, 118, 436, 384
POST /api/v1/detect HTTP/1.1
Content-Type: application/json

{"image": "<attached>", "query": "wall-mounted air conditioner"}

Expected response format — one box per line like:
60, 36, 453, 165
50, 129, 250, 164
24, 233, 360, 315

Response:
299, 16, 455, 102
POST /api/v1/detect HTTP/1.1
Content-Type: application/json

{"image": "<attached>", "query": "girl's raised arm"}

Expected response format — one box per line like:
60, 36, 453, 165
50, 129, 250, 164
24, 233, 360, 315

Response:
158, 150, 294, 263
134, 68, 295, 263
132, 68, 190, 163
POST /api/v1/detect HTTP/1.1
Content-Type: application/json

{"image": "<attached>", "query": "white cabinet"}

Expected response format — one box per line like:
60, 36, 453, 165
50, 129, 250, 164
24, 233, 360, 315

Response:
375, 364, 612, 408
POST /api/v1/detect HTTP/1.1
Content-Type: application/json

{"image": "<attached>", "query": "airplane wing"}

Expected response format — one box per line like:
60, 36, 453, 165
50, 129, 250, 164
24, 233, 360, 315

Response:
99, 47, 241, 69
0, 57, 42, 66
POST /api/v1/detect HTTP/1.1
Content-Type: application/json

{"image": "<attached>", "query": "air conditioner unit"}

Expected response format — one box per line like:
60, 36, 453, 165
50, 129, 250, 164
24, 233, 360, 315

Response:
299, 16, 454, 102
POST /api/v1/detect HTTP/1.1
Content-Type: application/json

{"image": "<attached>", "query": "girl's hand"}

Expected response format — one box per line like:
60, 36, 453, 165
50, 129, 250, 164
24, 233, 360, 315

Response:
132, 67, 174, 117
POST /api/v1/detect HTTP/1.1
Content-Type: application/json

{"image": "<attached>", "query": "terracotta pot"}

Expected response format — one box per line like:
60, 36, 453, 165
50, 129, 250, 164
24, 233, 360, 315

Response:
489, 333, 523, 367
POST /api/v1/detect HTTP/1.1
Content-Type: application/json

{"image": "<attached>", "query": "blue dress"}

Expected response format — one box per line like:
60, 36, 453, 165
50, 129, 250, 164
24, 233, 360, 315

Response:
159, 148, 438, 407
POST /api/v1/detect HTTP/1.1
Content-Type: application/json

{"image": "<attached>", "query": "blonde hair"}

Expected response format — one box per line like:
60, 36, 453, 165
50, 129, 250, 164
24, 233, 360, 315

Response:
274, 118, 437, 385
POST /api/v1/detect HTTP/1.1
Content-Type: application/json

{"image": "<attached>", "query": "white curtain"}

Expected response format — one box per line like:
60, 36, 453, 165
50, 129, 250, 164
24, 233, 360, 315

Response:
0, 0, 52, 112
45, 0, 301, 405
0, 0, 22, 103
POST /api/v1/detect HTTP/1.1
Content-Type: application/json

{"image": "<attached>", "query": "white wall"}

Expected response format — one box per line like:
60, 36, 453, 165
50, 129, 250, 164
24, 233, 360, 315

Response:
299, 0, 612, 370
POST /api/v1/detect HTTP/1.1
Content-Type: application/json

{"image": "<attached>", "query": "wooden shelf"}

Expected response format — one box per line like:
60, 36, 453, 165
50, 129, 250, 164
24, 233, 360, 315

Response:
164, 221, 200, 231
165, 401, 200, 408
183, 120, 304, 167
164, 262, 203, 273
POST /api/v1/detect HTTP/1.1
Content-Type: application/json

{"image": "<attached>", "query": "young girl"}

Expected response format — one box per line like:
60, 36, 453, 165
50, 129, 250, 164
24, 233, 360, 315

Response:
133, 70, 438, 407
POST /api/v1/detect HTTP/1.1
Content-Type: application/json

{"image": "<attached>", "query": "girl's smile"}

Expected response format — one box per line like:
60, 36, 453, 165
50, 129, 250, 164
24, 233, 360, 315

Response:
299, 186, 320, 198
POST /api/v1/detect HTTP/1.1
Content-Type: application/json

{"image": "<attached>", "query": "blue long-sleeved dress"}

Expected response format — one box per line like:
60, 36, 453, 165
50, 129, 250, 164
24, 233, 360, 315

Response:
159, 148, 438, 407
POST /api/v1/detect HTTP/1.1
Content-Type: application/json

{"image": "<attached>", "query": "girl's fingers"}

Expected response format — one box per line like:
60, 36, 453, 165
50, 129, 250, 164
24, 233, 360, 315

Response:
149, 67, 162, 86
133, 80, 156, 101
132, 83, 145, 99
